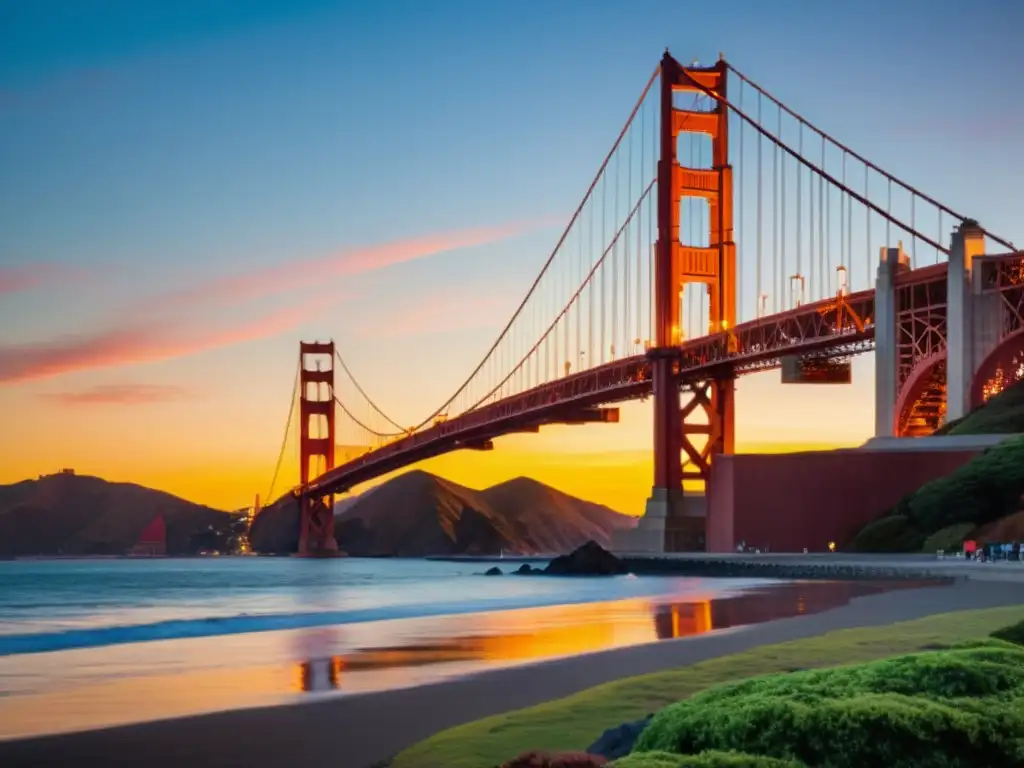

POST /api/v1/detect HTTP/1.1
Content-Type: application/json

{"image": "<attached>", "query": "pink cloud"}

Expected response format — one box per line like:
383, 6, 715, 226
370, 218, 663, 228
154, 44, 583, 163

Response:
151, 218, 554, 312
0, 303, 319, 385
0, 265, 53, 295
0, 218, 553, 383
0, 263, 95, 295
40, 384, 196, 406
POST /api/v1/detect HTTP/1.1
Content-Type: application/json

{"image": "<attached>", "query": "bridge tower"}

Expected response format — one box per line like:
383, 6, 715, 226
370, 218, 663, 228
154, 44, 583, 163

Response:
638, 52, 736, 553
298, 341, 339, 556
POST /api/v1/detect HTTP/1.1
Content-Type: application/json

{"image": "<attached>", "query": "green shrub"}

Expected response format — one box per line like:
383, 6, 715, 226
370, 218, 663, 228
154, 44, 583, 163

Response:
631, 643, 1024, 768
850, 515, 925, 553
610, 752, 805, 768
921, 523, 976, 553
907, 436, 1024, 532
942, 379, 1024, 436
992, 619, 1024, 647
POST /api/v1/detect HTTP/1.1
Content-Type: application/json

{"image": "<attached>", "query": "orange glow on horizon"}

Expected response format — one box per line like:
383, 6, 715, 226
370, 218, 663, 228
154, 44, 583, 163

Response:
0, 430, 859, 514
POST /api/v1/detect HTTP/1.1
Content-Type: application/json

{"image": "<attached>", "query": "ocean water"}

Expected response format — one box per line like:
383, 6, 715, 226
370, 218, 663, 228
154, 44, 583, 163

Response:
0, 557, 764, 653
0, 557, 896, 740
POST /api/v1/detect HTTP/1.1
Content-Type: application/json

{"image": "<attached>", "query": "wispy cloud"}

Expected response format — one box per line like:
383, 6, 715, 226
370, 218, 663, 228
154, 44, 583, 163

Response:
40, 384, 197, 406
0, 263, 94, 295
1, 218, 551, 383
152, 218, 553, 312
0, 304, 318, 385
0, 264, 55, 295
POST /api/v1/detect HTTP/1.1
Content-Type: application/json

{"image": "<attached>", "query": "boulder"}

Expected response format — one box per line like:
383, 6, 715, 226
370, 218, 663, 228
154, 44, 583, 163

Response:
485, 566, 503, 576
500, 751, 607, 767
544, 540, 628, 576
516, 563, 540, 574
586, 714, 654, 760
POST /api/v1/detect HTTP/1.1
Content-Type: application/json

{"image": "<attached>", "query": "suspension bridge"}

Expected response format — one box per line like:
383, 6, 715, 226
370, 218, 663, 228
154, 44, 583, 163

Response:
264, 51, 1024, 556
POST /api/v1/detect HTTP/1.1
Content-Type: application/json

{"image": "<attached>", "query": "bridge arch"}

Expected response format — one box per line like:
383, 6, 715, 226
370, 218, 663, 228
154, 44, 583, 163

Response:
895, 351, 946, 437
970, 328, 1024, 408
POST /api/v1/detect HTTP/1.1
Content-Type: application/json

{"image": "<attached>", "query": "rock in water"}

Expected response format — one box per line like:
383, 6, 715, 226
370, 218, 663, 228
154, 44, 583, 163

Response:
586, 714, 654, 760
485, 566, 503, 575
544, 540, 628, 576
500, 751, 607, 767
516, 563, 539, 574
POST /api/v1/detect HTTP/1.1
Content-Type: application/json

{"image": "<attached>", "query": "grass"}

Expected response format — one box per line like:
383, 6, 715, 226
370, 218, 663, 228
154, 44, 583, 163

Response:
390, 606, 1024, 768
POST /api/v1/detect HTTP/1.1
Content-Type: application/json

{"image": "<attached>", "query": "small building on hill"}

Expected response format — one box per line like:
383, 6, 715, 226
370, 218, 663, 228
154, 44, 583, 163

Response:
128, 515, 167, 556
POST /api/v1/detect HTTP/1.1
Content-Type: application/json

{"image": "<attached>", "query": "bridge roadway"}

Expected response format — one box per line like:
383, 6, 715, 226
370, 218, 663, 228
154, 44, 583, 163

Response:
305, 286, 878, 498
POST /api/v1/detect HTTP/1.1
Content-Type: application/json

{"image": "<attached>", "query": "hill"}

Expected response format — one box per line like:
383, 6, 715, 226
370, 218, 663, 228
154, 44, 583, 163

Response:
852, 379, 1024, 552
0, 473, 233, 556
934, 377, 1024, 436
249, 471, 636, 556
480, 476, 635, 551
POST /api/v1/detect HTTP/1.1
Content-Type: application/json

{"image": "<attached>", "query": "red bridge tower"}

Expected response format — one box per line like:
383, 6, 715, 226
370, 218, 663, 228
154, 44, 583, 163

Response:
298, 341, 339, 556
643, 53, 736, 552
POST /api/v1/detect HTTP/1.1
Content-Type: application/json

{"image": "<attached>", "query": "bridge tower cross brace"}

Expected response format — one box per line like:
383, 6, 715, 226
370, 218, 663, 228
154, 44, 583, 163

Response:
298, 341, 339, 556
646, 53, 736, 552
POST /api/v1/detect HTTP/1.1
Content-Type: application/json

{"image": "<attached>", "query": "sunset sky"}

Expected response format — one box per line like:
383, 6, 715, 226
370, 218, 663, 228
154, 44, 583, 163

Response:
2, 0, 1022, 515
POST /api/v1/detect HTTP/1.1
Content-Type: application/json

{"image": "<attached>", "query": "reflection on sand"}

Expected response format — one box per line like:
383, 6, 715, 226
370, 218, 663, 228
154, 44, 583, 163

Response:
0, 579, 925, 738
292, 580, 909, 693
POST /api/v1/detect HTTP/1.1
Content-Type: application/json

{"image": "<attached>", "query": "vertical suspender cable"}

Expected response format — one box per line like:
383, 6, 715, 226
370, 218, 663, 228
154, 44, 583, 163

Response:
756, 92, 762, 315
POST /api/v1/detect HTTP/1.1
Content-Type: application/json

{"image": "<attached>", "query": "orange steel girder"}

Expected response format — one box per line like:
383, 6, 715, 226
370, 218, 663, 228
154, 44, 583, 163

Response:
652, 53, 736, 506
298, 341, 339, 556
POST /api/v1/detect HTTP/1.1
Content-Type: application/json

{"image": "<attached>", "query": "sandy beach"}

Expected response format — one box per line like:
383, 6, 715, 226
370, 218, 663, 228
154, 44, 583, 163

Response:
1, 575, 1021, 768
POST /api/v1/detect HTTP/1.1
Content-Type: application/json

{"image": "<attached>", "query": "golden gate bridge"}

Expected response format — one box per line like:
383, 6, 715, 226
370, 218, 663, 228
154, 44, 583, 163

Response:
263, 51, 1024, 556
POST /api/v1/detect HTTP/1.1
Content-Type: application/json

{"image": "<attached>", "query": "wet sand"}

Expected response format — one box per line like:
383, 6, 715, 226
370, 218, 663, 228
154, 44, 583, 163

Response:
2, 578, 1021, 768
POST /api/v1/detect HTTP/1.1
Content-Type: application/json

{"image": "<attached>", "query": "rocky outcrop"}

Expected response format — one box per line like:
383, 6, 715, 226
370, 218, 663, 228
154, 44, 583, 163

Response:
543, 540, 628, 575
586, 715, 654, 760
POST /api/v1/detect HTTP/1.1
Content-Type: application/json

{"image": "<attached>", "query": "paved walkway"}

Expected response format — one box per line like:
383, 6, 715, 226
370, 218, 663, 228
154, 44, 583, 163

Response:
646, 552, 1024, 582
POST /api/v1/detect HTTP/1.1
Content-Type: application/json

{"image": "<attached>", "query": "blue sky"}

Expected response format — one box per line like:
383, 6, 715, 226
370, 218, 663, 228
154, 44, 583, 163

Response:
0, 0, 1021, 510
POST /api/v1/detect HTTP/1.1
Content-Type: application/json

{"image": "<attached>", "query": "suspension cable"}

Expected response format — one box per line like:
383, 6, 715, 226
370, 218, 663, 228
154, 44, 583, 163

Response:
722, 60, 1015, 251
334, 396, 397, 438
469, 178, 656, 412
399, 65, 661, 432
676, 69, 953, 255
266, 363, 300, 504
334, 349, 406, 435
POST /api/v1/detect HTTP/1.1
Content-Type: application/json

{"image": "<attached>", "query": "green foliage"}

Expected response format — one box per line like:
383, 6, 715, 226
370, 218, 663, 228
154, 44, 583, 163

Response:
857, 381, 1024, 551
632, 643, 1024, 768
992, 619, 1024, 647
940, 379, 1024, 436
392, 607, 1024, 768
849, 515, 925, 553
907, 436, 1024, 532
921, 523, 976, 553
610, 751, 805, 768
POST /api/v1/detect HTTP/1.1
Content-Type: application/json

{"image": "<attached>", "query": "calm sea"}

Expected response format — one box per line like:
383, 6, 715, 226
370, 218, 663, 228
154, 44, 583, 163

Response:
0, 557, 893, 740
